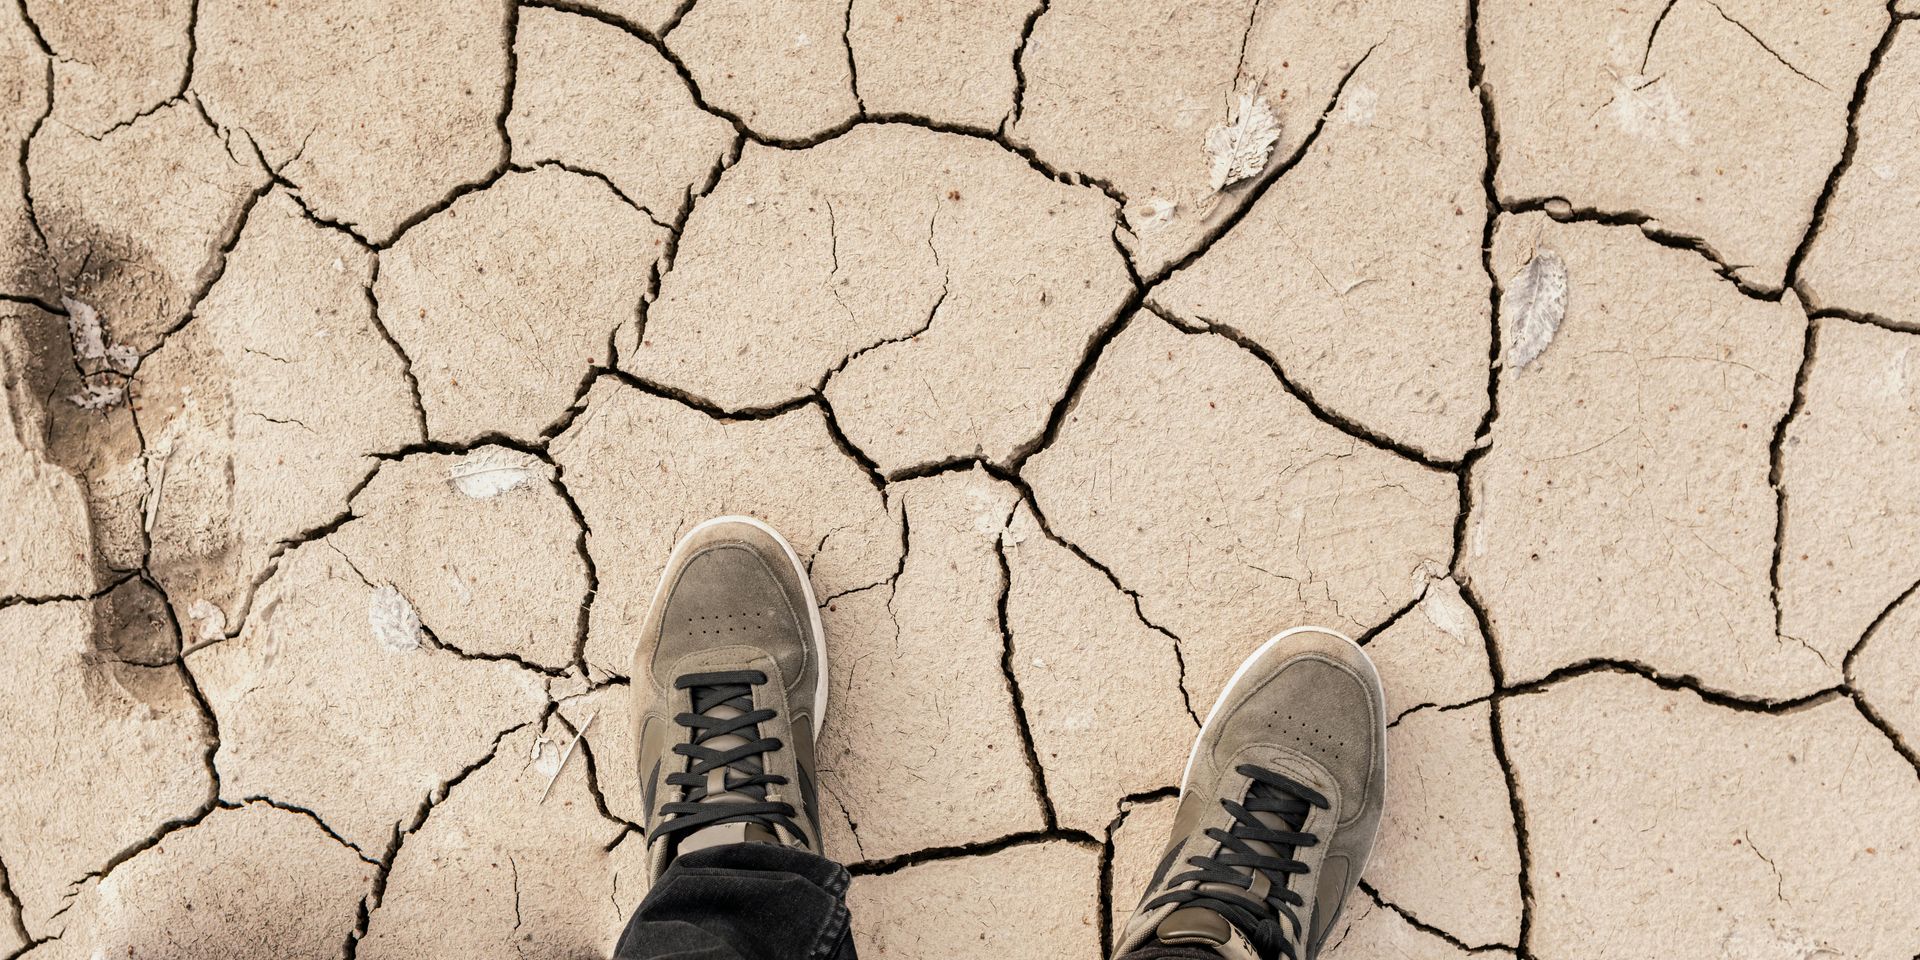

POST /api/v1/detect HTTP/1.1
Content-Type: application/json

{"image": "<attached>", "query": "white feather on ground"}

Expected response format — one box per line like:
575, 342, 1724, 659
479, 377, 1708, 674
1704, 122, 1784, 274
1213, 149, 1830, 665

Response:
368, 584, 423, 652
447, 447, 542, 499
1503, 249, 1569, 371
1205, 92, 1283, 192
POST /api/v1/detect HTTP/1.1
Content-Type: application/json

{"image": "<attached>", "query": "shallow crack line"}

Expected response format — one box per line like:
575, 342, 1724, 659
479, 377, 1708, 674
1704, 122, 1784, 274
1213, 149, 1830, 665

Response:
1640, 0, 1681, 73
1704, 0, 1831, 91
421, 623, 571, 678
1766, 304, 1817, 645
0, 571, 136, 612
994, 501, 1059, 830
0, 853, 29, 955
1359, 880, 1516, 954
234, 797, 379, 866
1806, 303, 1920, 336
1456, 0, 1505, 574
822, 499, 909, 608
13, 40, 53, 259
1781, 5, 1907, 290
547, 451, 603, 677
957, 462, 1203, 726
658, 0, 698, 36
1099, 785, 1181, 955
598, 366, 814, 422
1843, 575, 1920, 776
1143, 41, 1381, 287
843, 827, 1100, 877
1450, 575, 1534, 954
999, 0, 1049, 136
1497, 656, 1847, 714
510, 160, 673, 230
1149, 302, 1462, 472
1502, 196, 1777, 300
141, 154, 277, 356
346, 716, 537, 958
1228, 0, 1262, 97
1741, 830, 1789, 902
1000, 282, 1144, 475
841, 0, 864, 116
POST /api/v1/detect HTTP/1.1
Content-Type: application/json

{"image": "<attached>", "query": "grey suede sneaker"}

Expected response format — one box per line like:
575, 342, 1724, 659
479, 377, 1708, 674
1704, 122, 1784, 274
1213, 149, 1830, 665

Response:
1113, 627, 1387, 960
630, 516, 827, 882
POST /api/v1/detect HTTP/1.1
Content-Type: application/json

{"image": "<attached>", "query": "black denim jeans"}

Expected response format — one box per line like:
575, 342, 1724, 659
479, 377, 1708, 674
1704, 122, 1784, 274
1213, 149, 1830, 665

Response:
612, 843, 1218, 960
613, 844, 856, 960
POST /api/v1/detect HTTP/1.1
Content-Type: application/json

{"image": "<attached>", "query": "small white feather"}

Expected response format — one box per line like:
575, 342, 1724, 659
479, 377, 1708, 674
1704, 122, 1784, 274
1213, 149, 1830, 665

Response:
447, 448, 541, 499
1503, 249, 1569, 372
368, 584, 423, 652
1205, 92, 1283, 192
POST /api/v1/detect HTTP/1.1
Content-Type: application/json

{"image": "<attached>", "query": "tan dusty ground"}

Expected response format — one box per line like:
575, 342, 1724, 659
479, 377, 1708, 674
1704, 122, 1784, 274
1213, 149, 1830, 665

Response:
2, 0, 1918, 958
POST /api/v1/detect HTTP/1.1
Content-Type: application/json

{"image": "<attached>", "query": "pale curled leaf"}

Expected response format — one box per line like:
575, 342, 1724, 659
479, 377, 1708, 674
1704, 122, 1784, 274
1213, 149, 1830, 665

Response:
368, 584, 423, 652
1503, 249, 1568, 371
1205, 93, 1283, 192
447, 447, 542, 499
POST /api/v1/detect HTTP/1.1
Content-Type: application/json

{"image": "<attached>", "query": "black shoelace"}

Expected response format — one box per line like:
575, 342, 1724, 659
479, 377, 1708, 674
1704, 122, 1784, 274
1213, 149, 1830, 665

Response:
653, 670, 807, 847
1145, 765, 1330, 960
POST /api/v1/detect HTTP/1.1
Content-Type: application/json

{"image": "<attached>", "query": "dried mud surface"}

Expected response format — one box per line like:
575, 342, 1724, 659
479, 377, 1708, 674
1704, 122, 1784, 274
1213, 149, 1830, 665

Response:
3, 1, 1917, 958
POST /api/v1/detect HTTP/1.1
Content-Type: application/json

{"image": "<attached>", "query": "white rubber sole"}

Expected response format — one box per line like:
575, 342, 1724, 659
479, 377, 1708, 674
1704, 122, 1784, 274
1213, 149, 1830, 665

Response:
651, 515, 831, 727
1179, 625, 1385, 795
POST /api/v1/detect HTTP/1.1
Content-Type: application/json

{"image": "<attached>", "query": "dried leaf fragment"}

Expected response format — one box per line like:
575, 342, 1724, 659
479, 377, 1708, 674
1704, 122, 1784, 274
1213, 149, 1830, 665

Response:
368, 584, 424, 652
1205, 92, 1283, 192
187, 599, 227, 643
1503, 249, 1568, 371
447, 447, 542, 499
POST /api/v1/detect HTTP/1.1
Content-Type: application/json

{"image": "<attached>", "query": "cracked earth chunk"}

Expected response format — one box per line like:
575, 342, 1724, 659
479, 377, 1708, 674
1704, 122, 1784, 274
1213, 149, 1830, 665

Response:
1321, 888, 1514, 960
0, 598, 212, 938
550, 381, 901, 678
1504, 672, 1920, 960
1004, 503, 1194, 832
1801, 30, 1920, 326
638, 124, 1129, 471
331, 449, 588, 671
1472, 214, 1807, 696
509, 8, 734, 226
816, 470, 1045, 861
378, 168, 667, 442
194, 0, 508, 244
1852, 587, 1920, 748
1025, 313, 1456, 709
668, 0, 859, 142
848, 842, 1100, 959
1369, 703, 1520, 949
32, 804, 374, 958
189, 539, 548, 853
359, 722, 644, 960
141, 189, 419, 632
27, 101, 267, 352
1364, 578, 1493, 722
1151, 7, 1490, 462
1009, 0, 1392, 277
1778, 318, 1920, 670
1479, 0, 1888, 291
847, 0, 1037, 130
3, 1, 49, 294
31, 0, 190, 137
1107, 793, 1178, 934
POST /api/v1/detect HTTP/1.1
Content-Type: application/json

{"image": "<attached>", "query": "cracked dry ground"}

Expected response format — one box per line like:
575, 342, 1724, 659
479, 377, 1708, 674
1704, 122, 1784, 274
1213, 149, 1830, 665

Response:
3, 0, 1920, 957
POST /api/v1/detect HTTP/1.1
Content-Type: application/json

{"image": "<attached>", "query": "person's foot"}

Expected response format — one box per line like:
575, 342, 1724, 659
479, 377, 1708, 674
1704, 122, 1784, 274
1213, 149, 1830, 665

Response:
1113, 627, 1387, 960
630, 516, 827, 881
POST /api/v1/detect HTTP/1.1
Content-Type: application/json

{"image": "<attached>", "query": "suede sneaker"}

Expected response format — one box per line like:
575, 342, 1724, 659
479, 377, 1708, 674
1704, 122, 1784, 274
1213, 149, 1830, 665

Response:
1113, 627, 1387, 960
630, 516, 828, 881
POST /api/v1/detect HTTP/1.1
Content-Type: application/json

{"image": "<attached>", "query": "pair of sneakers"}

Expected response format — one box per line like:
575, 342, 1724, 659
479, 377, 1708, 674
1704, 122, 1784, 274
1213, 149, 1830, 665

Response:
630, 517, 1386, 960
